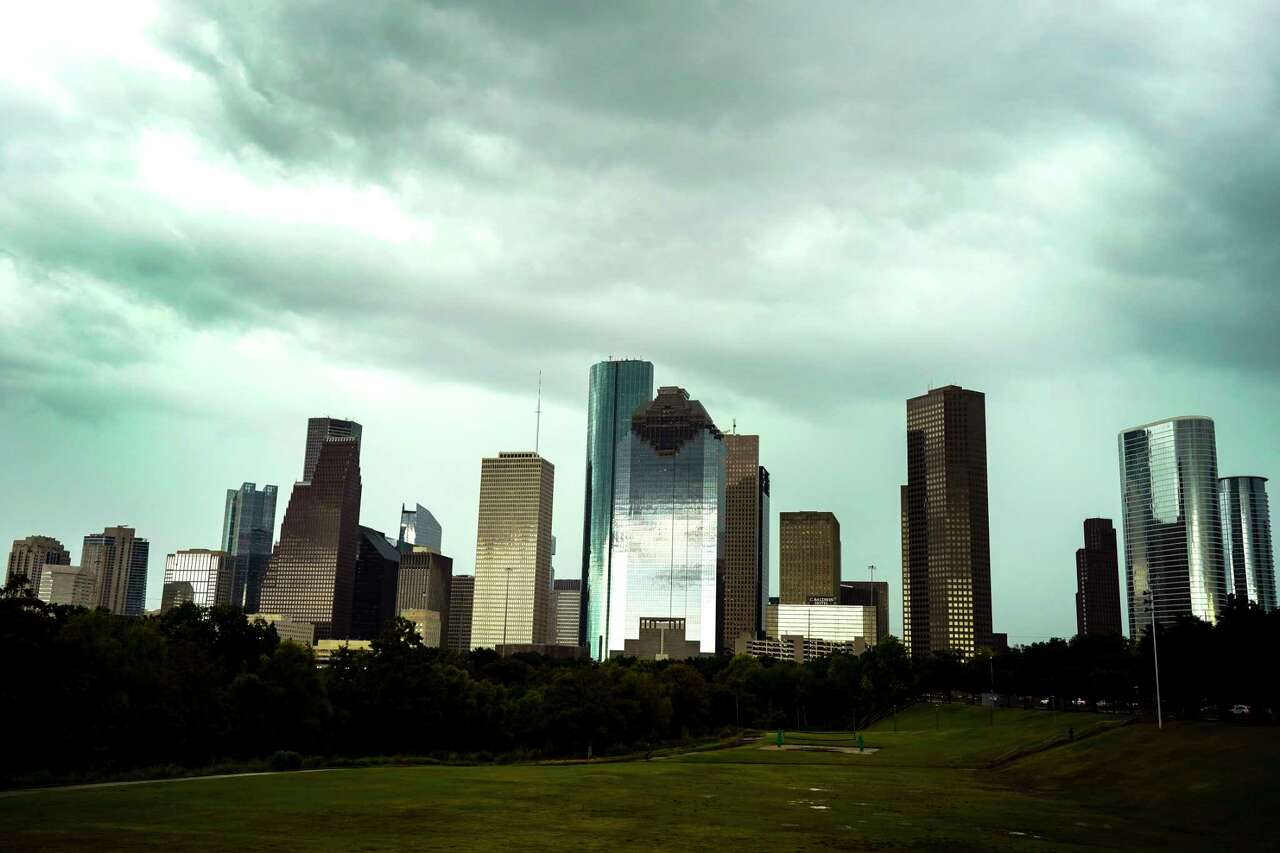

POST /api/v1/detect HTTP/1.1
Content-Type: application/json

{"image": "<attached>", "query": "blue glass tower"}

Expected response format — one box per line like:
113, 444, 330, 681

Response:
582, 359, 654, 659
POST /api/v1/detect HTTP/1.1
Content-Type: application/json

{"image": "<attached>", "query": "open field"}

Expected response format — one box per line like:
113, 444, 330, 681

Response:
2, 705, 1276, 851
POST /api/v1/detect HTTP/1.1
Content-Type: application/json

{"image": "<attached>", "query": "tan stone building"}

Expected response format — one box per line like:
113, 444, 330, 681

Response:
779, 512, 841, 605
721, 434, 769, 653
6, 535, 70, 594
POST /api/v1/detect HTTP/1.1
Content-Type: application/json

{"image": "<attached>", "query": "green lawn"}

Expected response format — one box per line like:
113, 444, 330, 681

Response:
2, 706, 1276, 851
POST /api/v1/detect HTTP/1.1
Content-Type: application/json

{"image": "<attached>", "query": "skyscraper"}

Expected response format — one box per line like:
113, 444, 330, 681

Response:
721, 434, 769, 653
840, 580, 890, 645
259, 422, 363, 641
1219, 476, 1275, 612
220, 483, 278, 611
606, 386, 725, 660
582, 359, 654, 659
1074, 518, 1123, 636
549, 578, 582, 646
901, 385, 992, 658
302, 417, 362, 483
447, 575, 474, 653
82, 526, 150, 616
6, 535, 70, 593
351, 526, 401, 640
470, 452, 555, 650
396, 547, 453, 646
779, 512, 841, 605
39, 564, 95, 607
1119, 416, 1227, 634
398, 503, 442, 552
162, 549, 233, 609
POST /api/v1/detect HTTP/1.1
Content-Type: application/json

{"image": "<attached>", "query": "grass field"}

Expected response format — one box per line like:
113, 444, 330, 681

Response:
2, 704, 1276, 851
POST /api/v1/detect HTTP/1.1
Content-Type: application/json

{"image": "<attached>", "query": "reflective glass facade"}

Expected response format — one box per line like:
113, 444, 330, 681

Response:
582, 359, 654, 660
1219, 476, 1275, 612
399, 503, 442, 552
221, 482, 278, 612
607, 387, 725, 658
162, 549, 232, 609
1119, 416, 1226, 635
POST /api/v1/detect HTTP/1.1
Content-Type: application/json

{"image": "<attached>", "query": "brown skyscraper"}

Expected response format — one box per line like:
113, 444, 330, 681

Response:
6, 535, 70, 593
901, 385, 992, 658
1075, 518, 1122, 636
721, 434, 770, 651
83, 526, 150, 616
447, 575, 475, 653
779, 512, 841, 604
259, 425, 362, 641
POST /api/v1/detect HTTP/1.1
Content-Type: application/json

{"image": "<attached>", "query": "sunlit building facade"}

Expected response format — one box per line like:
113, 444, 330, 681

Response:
220, 482, 278, 612
162, 549, 233, 609
779, 512, 840, 605
769, 602, 878, 645
396, 547, 453, 647
83, 526, 150, 616
1118, 416, 1227, 635
447, 575, 474, 653
38, 563, 94, 607
606, 386, 725, 660
582, 359, 654, 660
1218, 476, 1275, 612
549, 578, 582, 647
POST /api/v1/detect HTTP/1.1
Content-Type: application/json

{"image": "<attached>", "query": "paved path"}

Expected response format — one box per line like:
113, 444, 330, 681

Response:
0, 768, 340, 798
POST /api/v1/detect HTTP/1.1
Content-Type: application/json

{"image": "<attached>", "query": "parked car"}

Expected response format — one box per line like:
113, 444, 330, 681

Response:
1070, 697, 1088, 708
1230, 704, 1252, 717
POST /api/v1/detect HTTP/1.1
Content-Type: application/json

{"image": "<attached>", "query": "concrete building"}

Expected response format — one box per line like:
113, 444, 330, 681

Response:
313, 638, 372, 666
396, 547, 453, 648
6, 535, 70, 594
779, 512, 840, 605
82, 526, 150, 616
768, 602, 878, 646
253, 613, 315, 646
735, 634, 868, 663
549, 578, 582, 647
447, 575, 475, 653
399, 608, 442, 646
1075, 518, 1123, 635
38, 563, 95, 607
161, 581, 195, 612
220, 482, 278, 612
398, 503, 442, 553
722, 433, 769, 653
161, 549, 233, 609
618, 617, 705, 660
471, 452, 555, 650
1219, 476, 1275, 612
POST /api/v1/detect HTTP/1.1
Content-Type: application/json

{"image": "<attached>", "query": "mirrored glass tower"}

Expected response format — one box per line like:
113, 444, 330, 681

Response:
221, 483, 278, 611
1218, 475, 1275, 612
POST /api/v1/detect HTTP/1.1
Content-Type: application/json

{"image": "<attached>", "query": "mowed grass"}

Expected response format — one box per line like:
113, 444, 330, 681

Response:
2, 705, 1276, 851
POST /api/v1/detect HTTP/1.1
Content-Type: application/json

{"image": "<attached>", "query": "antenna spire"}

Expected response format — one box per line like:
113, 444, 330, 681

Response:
535, 370, 543, 454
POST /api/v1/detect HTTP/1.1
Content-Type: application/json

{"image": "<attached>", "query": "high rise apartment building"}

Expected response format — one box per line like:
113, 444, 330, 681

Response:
6, 535, 70, 593
1075, 518, 1122, 636
779, 512, 840, 605
721, 434, 769, 652
82, 526, 150, 616
1218, 476, 1275, 612
447, 575, 475, 653
162, 549, 233, 609
220, 482, 278, 611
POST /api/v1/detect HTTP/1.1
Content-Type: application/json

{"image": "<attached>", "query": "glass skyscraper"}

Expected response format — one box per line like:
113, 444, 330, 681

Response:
221, 482, 278, 611
1218, 475, 1275, 612
581, 359, 654, 660
398, 503, 442, 552
606, 386, 725, 659
1118, 416, 1227, 635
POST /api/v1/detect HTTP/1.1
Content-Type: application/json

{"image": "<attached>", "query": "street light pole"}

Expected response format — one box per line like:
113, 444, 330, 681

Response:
1147, 588, 1162, 730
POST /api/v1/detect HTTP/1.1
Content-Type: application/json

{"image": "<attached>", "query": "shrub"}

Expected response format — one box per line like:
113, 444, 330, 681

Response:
269, 750, 304, 772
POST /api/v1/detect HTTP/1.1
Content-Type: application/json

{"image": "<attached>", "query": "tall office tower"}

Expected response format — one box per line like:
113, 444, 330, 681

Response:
351, 527, 401, 640
1075, 518, 1123, 636
582, 359, 655, 659
396, 547, 453, 646
779, 512, 841, 605
162, 549, 232, 609
220, 483, 278, 612
1219, 476, 1275, 612
901, 385, 992, 658
471, 452, 555, 650
6, 535, 70, 593
259, 423, 363, 641
549, 578, 582, 646
840, 580, 890, 645
82, 526, 150, 616
398, 503, 442, 553
606, 386, 725, 660
720, 434, 769, 653
447, 575, 474, 653
1119, 416, 1227, 635
302, 417, 362, 483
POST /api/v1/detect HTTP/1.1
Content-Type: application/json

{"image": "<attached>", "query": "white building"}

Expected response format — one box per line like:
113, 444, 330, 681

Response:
767, 602, 878, 646
38, 563, 95, 607
161, 549, 232, 610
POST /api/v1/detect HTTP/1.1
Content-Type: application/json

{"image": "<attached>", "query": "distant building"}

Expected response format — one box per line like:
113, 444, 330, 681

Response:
398, 503, 442, 553
840, 581, 890, 645
1219, 476, 1275, 612
735, 634, 868, 663
6, 535, 70, 594
1075, 518, 1122, 636
82, 526, 150, 616
770, 602, 878, 646
220, 482, 278, 612
161, 549, 233, 609
779, 512, 840, 605
302, 417, 362, 483
447, 575, 475, 653
618, 617, 705, 660
161, 581, 195, 612
396, 548, 453, 648
253, 613, 315, 646
351, 527, 401, 640
902, 385, 992, 658
549, 578, 582, 647
722, 434, 769, 653
990, 632, 1009, 654
399, 608, 442, 646
38, 564, 95, 607
1119, 416, 1227, 634
471, 452, 555, 650
313, 638, 371, 666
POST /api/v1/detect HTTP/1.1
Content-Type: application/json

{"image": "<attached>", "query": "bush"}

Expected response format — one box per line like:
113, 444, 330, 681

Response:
269, 750, 303, 772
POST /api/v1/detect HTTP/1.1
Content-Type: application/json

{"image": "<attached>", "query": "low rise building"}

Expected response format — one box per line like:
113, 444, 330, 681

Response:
253, 613, 316, 647
38, 564, 95, 607
735, 634, 868, 663
313, 638, 373, 665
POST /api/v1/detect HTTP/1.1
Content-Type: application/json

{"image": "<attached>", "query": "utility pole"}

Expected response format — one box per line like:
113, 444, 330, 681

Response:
1147, 588, 1163, 730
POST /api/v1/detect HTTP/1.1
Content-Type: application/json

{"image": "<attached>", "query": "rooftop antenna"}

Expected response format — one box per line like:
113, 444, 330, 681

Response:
732, 417, 737, 435
535, 370, 543, 454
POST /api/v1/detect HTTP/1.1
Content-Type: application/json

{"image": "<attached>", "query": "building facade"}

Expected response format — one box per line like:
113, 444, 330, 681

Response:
38, 564, 95, 607
606, 387, 725, 660
1119, 416, 1227, 634
447, 575, 475, 653
901, 385, 992, 658
162, 549, 232, 609
220, 482, 278, 612
6, 535, 70, 594
769, 602, 879, 645
582, 358, 655, 660
735, 634, 868, 663
779, 512, 840, 605
1218, 476, 1275, 612
1075, 518, 1123, 635
840, 580, 890, 645
302, 417, 362, 483
396, 547, 453, 647
82, 526, 150, 616
351, 526, 401, 640
398, 503, 443, 553
549, 578, 582, 646
471, 452, 555, 649
721, 434, 769, 653
259, 422, 363, 641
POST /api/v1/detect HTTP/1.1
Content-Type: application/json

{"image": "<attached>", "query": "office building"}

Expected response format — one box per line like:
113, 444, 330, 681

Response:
161, 581, 194, 612
768, 602, 878, 645
220, 482, 278, 611
313, 638, 372, 665
549, 578, 582, 646
253, 613, 315, 646
606, 386, 725, 660
396, 547, 453, 647
1119, 416, 1227, 634
351, 527, 401, 640
162, 549, 233, 609
447, 575, 474, 653
302, 417, 362, 483
582, 358, 655, 659
6, 535, 70, 594
471, 452, 555, 649
398, 503, 442, 553
779, 512, 840, 605
1075, 518, 1122, 635
38, 564, 95, 607
259, 420, 363, 641
735, 634, 868, 663
1219, 476, 1275, 612
901, 385, 992, 658
840, 580, 890, 645
722, 433, 769, 653
82, 526, 150, 616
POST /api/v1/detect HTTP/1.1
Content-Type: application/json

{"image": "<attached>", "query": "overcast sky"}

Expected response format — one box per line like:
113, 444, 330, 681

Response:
3, 1, 1277, 642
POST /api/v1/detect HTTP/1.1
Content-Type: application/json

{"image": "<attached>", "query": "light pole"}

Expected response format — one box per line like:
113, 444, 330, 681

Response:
502, 566, 512, 657
1146, 588, 1162, 730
